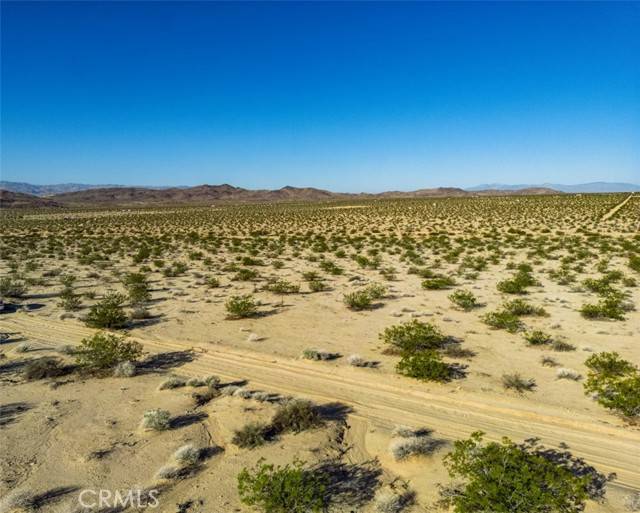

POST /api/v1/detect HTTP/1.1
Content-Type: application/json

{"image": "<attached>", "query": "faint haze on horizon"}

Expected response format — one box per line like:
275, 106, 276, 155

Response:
1, 2, 638, 192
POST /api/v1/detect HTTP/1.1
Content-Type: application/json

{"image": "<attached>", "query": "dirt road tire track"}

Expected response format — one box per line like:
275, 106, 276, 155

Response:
3, 313, 639, 491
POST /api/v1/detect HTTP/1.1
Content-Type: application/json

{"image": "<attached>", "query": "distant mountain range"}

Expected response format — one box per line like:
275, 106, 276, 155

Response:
0, 181, 180, 196
0, 181, 635, 209
466, 182, 640, 193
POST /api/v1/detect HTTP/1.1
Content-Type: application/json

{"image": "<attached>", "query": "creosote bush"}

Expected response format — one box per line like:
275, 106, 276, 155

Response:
141, 409, 171, 431
448, 290, 479, 311
85, 292, 128, 329
232, 421, 273, 449
396, 350, 452, 382
584, 352, 640, 418
75, 332, 142, 371
442, 431, 595, 513
271, 399, 322, 433
380, 320, 447, 354
225, 294, 258, 319
237, 458, 326, 513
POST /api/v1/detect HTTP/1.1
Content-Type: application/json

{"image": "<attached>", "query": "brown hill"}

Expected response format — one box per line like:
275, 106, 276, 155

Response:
0, 190, 62, 209
4, 183, 562, 208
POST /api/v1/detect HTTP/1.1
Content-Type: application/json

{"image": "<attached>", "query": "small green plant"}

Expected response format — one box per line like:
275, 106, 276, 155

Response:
396, 350, 452, 382
580, 292, 628, 320
122, 272, 151, 305
75, 332, 143, 371
343, 290, 373, 310
448, 290, 479, 311
225, 294, 258, 319
422, 275, 456, 290
502, 299, 547, 317
524, 330, 553, 346
481, 311, 523, 333
85, 292, 128, 329
380, 320, 447, 353
237, 459, 326, 513
308, 280, 326, 293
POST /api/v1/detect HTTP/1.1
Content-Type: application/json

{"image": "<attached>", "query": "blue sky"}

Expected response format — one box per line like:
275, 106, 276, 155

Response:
1, 1, 638, 192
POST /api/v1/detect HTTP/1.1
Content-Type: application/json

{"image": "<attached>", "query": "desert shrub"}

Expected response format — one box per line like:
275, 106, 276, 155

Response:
422, 275, 456, 290
173, 444, 201, 466
192, 388, 219, 407
205, 276, 220, 288
141, 409, 171, 431
237, 459, 326, 513
346, 354, 368, 367
122, 272, 151, 305
113, 360, 136, 377
580, 293, 628, 320
481, 311, 523, 333
584, 352, 640, 418
225, 294, 258, 319
58, 286, 82, 311
629, 255, 640, 273
85, 292, 128, 329
442, 432, 593, 513
343, 290, 373, 310
497, 266, 539, 294
308, 280, 326, 292
390, 435, 443, 461
0, 276, 27, 298
374, 488, 414, 513
556, 368, 581, 381
502, 299, 547, 317
502, 373, 536, 393
541, 355, 559, 367
365, 283, 388, 299
23, 357, 69, 380
233, 421, 273, 448
524, 330, 553, 346
301, 348, 336, 361
155, 464, 181, 480
551, 340, 576, 352
271, 399, 321, 433
75, 332, 142, 371
232, 268, 259, 281
448, 290, 479, 311
380, 320, 447, 353
159, 376, 186, 390
264, 279, 300, 294
396, 350, 452, 382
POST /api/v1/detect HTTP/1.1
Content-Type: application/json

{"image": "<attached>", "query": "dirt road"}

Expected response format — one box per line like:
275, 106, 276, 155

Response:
602, 193, 634, 221
3, 313, 639, 491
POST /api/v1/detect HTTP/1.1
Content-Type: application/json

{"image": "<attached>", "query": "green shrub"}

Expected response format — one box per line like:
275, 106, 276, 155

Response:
629, 255, 640, 273
308, 280, 326, 293
225, 294, 258, 319
237, 459, 326, 513
122, 272, 151, 305
481, 311, 523, 333
584, 352, 640, 418
580, 293, 628, 320
232, 422, 273, 448
422, 275, 456, 290
0, 276, 27, 298
23, 357, 69, 380
380, 320, 447, 353
448, 290, 479, 310
523, 330, 552, 346
58, 287, 82, 311
343, 290, 373, 310
396, 350, 452, 382
205, 276, 220, 288
497, 269, 538, 294
85, 292, 128, 329
271, 400, 321, 434
264, 279, 300, 295
443, 432, 593, 513
502, 299, 547, 317
75, 332, 142, 371
232, 268, 259, 281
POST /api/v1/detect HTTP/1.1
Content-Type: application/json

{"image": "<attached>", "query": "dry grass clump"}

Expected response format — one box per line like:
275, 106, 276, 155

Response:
302, 348, 338, 361
173, 443, 202, 466
271, 399, 322, 433
232, 421, 273, 448
158, 376, 186, 390
374, 487, 415, 513
113, 360, 136, 377
556, 368, 581, 381
23, 357, 69, 380
141, 409, 171, 431
501, 373, 536, 393
389, 425, 444, 461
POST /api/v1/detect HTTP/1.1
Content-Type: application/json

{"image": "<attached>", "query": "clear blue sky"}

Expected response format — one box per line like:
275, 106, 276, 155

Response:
1, 1, 638, 191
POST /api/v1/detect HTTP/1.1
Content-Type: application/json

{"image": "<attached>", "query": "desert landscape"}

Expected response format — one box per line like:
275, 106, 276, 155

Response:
1, 191, 639, 512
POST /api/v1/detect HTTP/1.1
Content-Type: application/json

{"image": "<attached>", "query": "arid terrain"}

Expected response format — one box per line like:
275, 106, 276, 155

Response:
1, 192, 639, 513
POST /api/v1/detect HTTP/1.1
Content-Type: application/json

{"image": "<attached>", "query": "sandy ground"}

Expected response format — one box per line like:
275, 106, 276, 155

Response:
1, 196, 639, 512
